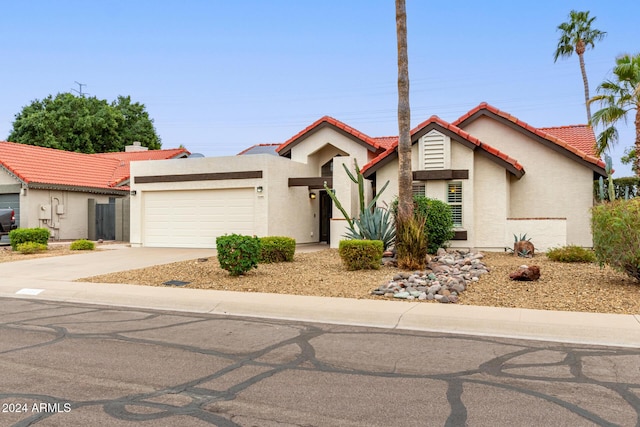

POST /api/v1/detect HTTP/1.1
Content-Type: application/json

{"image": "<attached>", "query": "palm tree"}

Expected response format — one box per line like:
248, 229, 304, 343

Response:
554, 10, 606, 122
589, 54, 640, 175
395, 0, 412, 223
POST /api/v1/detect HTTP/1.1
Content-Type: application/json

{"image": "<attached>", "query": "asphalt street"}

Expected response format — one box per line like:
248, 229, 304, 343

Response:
1, 297, 639, 427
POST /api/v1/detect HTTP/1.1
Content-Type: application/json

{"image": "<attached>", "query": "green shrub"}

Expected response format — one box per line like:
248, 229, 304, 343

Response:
216, 234, 260, 276
395, 215, 428, 270
338, 240, 383, 270
9, 228, 50, 250
16, 242, 48, 254
70, 239, 96, 251
392, 195, 454, 254
259, 236, 296, 263
591, 199, 640, 281
546, 245, 596, 263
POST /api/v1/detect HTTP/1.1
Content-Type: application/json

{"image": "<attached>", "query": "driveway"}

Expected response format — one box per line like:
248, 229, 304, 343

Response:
1, 298, 639, 426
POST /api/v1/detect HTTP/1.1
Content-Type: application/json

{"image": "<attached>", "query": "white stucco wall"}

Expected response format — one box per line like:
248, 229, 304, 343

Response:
129, 154, 318, 247
461, 116, 594, 246
506, 218, 567, 252
471, 155, 510, 250
289, 127, 372, 171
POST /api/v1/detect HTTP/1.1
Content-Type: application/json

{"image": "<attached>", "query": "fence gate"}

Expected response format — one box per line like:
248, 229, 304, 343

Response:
95, 200, 116, 240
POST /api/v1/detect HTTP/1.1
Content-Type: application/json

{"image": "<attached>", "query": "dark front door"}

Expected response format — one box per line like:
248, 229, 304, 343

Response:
319, 190, 332, 244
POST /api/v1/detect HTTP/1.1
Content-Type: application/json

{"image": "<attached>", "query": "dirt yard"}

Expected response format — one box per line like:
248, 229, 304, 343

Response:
73, 248, 640, 315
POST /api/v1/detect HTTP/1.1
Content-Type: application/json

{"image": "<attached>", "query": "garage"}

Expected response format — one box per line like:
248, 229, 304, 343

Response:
142, 188, 255, 248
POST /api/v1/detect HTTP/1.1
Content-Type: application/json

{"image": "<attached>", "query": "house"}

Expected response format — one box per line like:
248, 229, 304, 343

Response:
128, 102, 606, 250
0, 141, 189, 240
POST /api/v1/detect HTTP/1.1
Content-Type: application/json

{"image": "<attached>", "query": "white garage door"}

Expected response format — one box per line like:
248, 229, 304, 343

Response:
143, 188, 255, 248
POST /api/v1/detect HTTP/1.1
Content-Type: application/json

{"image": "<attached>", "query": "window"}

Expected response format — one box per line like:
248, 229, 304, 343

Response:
412, 183, 425, 197
447, 182, 462, 227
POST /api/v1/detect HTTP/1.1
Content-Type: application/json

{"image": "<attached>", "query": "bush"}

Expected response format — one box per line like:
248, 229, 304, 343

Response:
338, 240, 383, 270
9, 228, 50, 250
216, 234, 260, 276
392, 196, 454, 254
546, 245, 596, 263
395, 215, 428, 270
70, 239, 96, 251
591, 199, 640, 281
16, 242, 48, 254
259, 236, 296, 263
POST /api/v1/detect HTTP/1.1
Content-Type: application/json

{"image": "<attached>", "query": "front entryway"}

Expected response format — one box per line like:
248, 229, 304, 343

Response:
319, 190, 332, 244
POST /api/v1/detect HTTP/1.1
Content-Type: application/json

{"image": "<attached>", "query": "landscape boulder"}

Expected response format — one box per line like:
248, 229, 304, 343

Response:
509, 265, 541, 281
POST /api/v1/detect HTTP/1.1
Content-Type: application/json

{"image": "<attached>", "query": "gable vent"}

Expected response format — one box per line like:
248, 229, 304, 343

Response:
421, 131, 446, 170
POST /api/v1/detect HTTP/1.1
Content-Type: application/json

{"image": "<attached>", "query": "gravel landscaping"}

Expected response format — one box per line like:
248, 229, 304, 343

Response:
76, 247, 640, 315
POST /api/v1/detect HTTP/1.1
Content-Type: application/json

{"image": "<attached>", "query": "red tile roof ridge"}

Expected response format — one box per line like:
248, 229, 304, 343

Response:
361, 116, 524, 175
453, 102, 605, 169
277, 115, 381, 153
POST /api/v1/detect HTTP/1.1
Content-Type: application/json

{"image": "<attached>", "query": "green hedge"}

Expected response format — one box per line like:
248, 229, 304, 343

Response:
9, 228, 50, 250
546, 245, 596, 263
216, 234, 260, 276
259, 236, 296, 263
70, 239, 96, 251
16, 242, 48, 254
591, 199, 640, 281
338, 239, 383, 270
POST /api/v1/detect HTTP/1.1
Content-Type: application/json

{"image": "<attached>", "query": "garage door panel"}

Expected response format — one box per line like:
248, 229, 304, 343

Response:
142, 189, 255, 248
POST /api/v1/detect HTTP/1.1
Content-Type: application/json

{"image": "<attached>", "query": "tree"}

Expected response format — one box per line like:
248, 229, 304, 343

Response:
589, 53, 640, 175
395, 0, 412, 224
554, 10, 606, 122
394, 0, 427, 270
8, 93, 161, 153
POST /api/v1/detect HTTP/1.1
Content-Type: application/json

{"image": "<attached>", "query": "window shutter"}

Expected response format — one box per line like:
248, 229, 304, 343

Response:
422, 131, 446, 170
447, 182, 463, 227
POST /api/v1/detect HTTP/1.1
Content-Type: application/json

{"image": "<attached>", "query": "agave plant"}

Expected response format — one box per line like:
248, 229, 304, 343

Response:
344, 206, 396, 250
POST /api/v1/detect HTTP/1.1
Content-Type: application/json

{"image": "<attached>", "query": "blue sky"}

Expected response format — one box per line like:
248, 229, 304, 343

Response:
1, 1, 638, 175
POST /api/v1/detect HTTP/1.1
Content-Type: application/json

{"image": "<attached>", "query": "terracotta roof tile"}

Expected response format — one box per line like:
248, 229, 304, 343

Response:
0, 142, 188, 192
277, 116, 383, 154
361, 116, 524, 175
453, 102, 605, 169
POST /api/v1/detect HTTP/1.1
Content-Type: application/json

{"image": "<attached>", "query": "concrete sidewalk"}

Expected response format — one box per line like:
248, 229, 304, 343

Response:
1, 245, 639, 348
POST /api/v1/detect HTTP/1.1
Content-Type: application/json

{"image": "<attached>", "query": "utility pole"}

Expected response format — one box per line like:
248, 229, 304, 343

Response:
72, 81, 89, 97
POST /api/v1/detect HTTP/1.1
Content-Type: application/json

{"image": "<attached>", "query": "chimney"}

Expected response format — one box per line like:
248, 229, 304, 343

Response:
125, 141, 149, 152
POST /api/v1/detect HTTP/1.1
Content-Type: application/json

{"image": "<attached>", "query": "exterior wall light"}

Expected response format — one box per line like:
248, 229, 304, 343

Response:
309, 192, 316, 199
256, 186, 263, 193
130, 190, 137, 196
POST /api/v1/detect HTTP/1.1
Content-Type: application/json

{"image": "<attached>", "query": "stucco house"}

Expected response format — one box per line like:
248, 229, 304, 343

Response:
129, 102, 606, 251
0, 141, 188, 240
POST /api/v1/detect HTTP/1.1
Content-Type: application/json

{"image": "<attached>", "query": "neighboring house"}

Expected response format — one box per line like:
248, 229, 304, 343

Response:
0, 141, 188, 240
129, 102, 606, 250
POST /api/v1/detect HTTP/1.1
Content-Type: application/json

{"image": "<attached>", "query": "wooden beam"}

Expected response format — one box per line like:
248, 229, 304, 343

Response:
134, 171, 263, 184
288, 177, 333, 189
412, 169, 469, 180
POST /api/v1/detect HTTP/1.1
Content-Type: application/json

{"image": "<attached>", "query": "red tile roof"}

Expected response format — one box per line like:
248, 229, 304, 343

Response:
539, 125, 597, 157
361, 115, 525, 177
0, 142, 188, 192
453, 102, 605, 169
277, 116, 385, 155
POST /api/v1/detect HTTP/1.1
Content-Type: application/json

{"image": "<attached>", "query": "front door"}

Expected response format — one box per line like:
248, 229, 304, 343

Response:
319, 190, 332, 244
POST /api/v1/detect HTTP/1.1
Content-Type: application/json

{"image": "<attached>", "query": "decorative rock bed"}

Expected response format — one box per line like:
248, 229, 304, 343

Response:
371, 248, 490, 303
